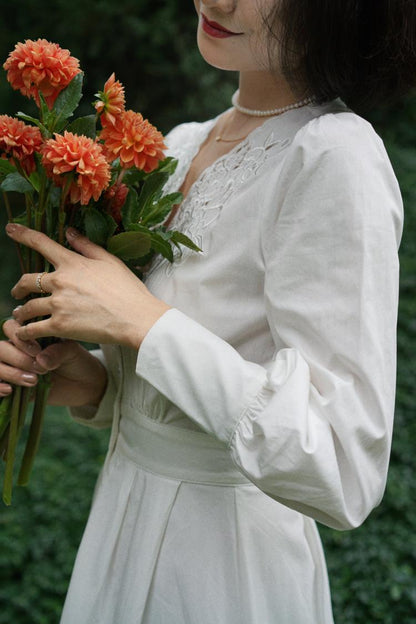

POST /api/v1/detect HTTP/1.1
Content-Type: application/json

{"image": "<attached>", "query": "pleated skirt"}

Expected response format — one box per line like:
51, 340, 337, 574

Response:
60, 410, 334, 624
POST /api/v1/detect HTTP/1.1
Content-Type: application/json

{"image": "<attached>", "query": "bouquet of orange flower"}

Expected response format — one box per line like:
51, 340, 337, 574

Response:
0, 39, 199, 505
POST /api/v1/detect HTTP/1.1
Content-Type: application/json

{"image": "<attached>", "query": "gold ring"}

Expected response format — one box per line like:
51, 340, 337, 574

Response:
36, 272, 49, 295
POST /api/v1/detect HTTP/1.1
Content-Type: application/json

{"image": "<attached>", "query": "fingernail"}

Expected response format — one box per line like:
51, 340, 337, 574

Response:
12, 305, 22, 317
0, 385, 12, 395
66, 227, 80, 238
6, 223, 20, 235
22, 373, 37, 384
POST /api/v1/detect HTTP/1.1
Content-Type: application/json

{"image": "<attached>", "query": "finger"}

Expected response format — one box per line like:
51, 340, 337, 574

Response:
15, 318, 55, 342
5, 223, 71, 267
2, 318, 41, 356
35, 340, 79, 371
0, 382, 13, 397
66, 227, 118, 262
0, 361, 38, 387
12, 296, 51, 324
0, 340, 40, 373
11, 272, 53, 301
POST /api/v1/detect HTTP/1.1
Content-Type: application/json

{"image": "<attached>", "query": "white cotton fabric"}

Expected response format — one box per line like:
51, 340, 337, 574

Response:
63, 99, 403, 624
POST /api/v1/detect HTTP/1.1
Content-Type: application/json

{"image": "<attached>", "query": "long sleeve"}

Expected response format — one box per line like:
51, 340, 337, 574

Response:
137, 113, 403, 530
69, 346, 120, 430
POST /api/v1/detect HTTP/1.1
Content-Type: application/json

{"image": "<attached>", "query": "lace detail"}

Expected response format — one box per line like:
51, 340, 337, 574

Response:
146, 117, 293, 278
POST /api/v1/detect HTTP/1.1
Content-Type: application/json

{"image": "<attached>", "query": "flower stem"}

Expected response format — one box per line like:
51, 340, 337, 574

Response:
0, 424, 10, 460
2, 387, 22, 505
2, 192, 27, 274
17, 376, 51, 487
58, 178, 72, 245
0, 394, 12, 438
17, 387, 31, 434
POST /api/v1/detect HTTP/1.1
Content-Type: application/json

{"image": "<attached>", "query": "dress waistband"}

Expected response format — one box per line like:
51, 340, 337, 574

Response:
115, 411, 251, 486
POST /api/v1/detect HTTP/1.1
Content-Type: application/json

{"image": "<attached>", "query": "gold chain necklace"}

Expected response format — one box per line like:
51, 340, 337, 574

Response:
215, 133, 248, 143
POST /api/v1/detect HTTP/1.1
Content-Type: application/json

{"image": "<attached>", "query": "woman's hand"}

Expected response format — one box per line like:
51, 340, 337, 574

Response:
0, 318, 108, 406
0, 318, 40, 398
6, 223, 170, 349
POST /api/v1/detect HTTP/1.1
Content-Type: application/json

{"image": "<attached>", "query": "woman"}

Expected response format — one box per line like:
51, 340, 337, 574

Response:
1, 1, 415, 622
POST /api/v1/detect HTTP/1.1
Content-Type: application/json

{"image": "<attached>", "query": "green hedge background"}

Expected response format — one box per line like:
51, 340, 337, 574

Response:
0, 1, 415, 622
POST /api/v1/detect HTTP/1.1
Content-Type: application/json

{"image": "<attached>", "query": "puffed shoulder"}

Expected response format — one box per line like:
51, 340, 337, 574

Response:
295, 109, 383, 150
261, 108, 403, 248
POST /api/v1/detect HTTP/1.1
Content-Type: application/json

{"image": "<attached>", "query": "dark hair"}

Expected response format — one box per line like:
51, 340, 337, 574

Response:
265, 0, 416, 111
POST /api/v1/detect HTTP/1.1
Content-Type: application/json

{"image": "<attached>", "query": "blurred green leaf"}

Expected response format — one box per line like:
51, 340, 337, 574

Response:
107, 230, 151, 260
1, 173, 33, 194
83, 207, 116, 246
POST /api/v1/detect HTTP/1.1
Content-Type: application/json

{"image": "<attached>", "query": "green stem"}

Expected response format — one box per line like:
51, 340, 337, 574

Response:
24, 194, 33, 272
33, 207, 46, 273
17, 376, 51, 487
58, 178, 72, 245
2, 387, 22, 505
0, 394, 12, 438
3, 192, 27, 274
0, 424, 9, 460
17, 388, 31, 435
2, 190, 13, 222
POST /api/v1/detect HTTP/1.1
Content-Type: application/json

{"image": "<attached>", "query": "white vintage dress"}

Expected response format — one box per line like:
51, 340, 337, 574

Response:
61, 100, 403, 624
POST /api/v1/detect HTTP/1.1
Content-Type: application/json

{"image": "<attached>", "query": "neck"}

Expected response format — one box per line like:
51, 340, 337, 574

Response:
237, 71, 297, 112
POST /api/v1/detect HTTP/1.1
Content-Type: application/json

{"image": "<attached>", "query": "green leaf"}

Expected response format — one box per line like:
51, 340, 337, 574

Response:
107, 231, 152, 260
150, 232, 174, 262
39, 92, 52, 122
66, 115, 97, 139
126, 223, 153, 234
171, 230, 202, 252
1, 172, 34, 194
122, 188, 140, 229
0, 160, 16, 176
138, 171, 170, 218
29, 171, 41, 193
122, 168, 146, 186
53, 73, 84, 122
16, 112, 49, 136
141, 192, 182, 227
156, 156, 179, 176
12, 210, 30, 226
83, 207, 116, 246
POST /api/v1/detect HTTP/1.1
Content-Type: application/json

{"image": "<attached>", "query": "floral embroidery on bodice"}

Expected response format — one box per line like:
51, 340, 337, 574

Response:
145, 116, 293, 278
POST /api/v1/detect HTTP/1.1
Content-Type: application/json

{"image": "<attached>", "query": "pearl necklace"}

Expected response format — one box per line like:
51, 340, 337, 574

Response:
215, 91, 315, 143
231, 89, 314, 118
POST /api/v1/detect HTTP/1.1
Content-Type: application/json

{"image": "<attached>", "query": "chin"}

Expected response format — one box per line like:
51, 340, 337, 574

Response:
196, 34, 242, 72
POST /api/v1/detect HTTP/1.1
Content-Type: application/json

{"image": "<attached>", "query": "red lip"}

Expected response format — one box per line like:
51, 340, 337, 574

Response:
201, 13, 242, 38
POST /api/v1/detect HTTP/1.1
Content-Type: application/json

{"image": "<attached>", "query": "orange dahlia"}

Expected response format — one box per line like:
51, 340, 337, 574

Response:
0, 115, 43, 174
100, 109, 166, 173
3, 39, 81, 110
94, 73, 125, 126
42, 131, 111, 205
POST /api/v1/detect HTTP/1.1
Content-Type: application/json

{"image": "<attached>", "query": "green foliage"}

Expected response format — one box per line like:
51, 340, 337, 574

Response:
0, 1, 415, 622
0, 408, 109, 624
